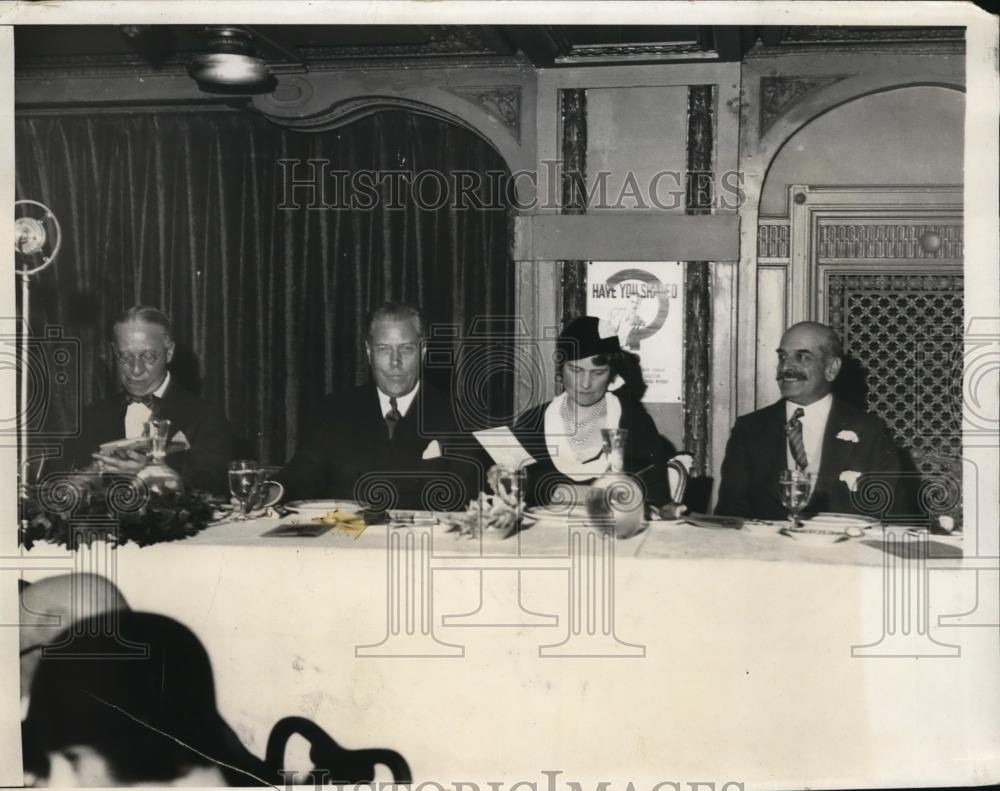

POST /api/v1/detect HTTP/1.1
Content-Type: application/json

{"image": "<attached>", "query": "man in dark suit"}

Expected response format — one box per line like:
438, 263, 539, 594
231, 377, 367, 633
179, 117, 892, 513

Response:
715, 321, 914, 520
56, 306, 234, 494
278, 303, 481, 510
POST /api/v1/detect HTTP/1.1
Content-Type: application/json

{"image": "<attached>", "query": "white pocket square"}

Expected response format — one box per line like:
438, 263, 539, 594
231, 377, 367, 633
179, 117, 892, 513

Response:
839, 470, 861, 492
172, 430, 191, 449
836, 430, 860, 443
422, 440, 442, 460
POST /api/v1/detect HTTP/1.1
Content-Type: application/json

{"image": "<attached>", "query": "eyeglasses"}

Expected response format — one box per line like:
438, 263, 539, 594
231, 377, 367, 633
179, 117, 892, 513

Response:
114, 350, 163, 367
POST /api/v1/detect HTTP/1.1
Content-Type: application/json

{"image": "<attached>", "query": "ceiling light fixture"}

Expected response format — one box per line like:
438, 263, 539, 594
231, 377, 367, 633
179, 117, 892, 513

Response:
188, 26, 283, 94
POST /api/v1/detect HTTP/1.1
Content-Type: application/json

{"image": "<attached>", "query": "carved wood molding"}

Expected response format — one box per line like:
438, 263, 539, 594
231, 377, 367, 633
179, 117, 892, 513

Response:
256, 93, 484, 138
758, 223, 790, 259
559, 88, 588, 327
683, 84, 716, 476
15, 26, 501, 79
817, 222, 964, 260
556, 40, 710, 64
685, 84, 715, 215
759, 75, 851, 135
784, 26, 965, 44
560, 88, 588, 216
445, 85, 522, 143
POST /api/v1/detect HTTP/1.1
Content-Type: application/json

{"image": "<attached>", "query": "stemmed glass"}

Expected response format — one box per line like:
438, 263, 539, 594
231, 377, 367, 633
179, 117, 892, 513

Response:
779, 468, 813, 530
600, 428, 628, 473
228, 460, 259, 519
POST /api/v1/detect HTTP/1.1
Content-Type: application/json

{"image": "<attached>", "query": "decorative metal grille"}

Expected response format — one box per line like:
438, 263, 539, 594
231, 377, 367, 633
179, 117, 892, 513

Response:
817, 223, 963, 259
827, 273, 964, 511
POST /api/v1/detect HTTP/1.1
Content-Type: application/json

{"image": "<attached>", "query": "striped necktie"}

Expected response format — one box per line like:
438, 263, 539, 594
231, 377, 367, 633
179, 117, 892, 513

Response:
785, 407, 809, 471
385, 396, 402, 440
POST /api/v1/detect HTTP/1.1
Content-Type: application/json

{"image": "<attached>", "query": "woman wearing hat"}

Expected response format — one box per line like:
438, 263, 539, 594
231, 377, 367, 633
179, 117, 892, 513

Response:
511, 316, 674, 513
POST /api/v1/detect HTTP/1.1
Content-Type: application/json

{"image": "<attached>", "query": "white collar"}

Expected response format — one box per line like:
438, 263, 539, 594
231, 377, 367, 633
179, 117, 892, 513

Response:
785, 391, 833, 422
153, 371, 171, 399
543, 391, 623, 480
377, 381, 420, 418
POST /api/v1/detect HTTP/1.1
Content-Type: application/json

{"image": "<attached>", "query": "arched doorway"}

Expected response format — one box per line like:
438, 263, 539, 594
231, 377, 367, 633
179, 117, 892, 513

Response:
15, 107, 516, 466
755, 85, 965, 519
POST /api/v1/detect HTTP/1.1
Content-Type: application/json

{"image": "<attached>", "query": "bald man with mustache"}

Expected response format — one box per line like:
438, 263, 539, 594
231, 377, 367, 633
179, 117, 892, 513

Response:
716, 321, 916, 520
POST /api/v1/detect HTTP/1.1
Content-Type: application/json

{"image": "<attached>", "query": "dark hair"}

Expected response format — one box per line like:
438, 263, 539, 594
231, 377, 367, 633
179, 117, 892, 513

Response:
112, 305, 174, 340
23, 612, 271, 786
366, 302, 426, 340
556, 350, 624, 379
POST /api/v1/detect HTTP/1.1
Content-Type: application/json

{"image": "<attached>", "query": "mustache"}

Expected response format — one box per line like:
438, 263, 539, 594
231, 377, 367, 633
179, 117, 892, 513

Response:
777, 370, 806, 381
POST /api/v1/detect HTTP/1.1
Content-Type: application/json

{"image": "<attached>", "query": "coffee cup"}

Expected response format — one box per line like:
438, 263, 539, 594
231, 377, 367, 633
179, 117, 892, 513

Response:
252, 476, 285, 510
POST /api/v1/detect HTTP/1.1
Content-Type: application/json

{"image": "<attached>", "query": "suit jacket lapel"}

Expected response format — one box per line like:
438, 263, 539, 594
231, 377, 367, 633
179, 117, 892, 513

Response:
817, 398, 853, 481
150, 379, 182, 438
106, 396, 129, 441
812, 397, 854, 509
763, 401, 790, 506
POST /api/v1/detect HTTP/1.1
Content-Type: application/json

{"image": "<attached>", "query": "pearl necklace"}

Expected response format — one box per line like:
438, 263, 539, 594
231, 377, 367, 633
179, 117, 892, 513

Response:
561, 397, 607, 447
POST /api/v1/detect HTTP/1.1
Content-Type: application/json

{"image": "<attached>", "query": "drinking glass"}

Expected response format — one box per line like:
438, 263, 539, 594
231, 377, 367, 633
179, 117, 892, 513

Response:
143, 418, 172, 459
779, 468, 813, 530
228, 460, 259, 518
494, 464, 527, 523
600, 428, 629, 473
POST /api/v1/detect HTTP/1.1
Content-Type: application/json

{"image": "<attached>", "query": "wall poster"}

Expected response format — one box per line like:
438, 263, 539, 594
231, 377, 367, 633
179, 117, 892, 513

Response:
586, 261, 685, 403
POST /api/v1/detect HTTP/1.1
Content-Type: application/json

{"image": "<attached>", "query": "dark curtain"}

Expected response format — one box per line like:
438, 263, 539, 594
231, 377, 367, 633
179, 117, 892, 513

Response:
16, 109, 514, 464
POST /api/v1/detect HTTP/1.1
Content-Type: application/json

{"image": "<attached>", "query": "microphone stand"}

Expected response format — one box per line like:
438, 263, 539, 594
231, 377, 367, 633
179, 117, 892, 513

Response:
14, 201, 62, 519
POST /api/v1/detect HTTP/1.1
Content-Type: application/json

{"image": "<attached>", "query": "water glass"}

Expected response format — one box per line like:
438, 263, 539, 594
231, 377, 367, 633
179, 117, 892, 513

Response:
228, 460, 259, 517
779, 468, 814, 530
600, 428, 629, 473
143, 418, 172, 458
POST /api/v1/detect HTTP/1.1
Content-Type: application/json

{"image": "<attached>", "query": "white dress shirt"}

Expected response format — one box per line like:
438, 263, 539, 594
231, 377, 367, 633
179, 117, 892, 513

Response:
124, 372, 171, 439
376, 382, 419, 419
785, 392, 833, 475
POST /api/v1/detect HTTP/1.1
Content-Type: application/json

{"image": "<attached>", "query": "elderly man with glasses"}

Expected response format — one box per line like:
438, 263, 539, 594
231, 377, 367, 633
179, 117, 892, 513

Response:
56, 305, 234, 494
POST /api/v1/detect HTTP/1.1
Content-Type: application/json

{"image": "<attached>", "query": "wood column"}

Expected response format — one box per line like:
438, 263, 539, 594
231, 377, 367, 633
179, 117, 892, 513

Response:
559, 88, 588, 325
683, 84, 715, 476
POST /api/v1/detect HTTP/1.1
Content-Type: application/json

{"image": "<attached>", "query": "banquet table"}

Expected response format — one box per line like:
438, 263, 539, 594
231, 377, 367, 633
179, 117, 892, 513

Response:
12, 511, 997, 790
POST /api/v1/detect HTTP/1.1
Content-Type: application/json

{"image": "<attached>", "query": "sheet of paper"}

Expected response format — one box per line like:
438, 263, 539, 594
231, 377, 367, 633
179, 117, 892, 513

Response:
473, 426, 537, 470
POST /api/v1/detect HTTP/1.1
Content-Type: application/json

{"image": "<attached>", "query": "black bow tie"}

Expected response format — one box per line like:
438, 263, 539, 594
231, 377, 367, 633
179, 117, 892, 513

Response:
123, 393, 159, 409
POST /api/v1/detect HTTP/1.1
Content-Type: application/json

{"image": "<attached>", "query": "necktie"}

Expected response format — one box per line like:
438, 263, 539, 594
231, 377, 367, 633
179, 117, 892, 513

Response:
785, 407, 809, 471
124, 393, 159, 409
385, 397, 402, 440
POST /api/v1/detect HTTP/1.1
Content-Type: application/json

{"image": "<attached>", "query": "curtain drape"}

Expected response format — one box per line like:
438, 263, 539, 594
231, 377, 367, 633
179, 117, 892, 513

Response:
16, 109, 514, 465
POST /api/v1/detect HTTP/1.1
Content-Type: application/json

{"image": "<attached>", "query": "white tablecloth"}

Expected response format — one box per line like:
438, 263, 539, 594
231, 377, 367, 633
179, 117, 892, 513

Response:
12, 516, 996, 790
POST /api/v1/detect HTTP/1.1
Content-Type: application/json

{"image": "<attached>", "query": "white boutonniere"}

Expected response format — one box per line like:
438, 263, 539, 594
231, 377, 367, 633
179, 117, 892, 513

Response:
836, 430, 860, 443
839, 470, 861, 492
421, 440, 442, 460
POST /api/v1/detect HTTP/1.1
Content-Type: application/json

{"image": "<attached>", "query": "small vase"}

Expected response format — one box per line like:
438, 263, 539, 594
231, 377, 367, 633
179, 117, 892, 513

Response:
135, 418, 184, 495
585, 429, 644, 539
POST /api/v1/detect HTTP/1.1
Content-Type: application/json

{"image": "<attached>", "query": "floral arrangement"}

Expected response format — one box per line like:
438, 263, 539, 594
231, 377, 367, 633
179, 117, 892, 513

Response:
444, 466, 527, 539
19, 473, 217, 550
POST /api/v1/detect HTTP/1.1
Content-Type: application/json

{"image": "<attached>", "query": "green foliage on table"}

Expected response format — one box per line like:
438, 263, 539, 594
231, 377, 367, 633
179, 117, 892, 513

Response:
19, 473, 217, 550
